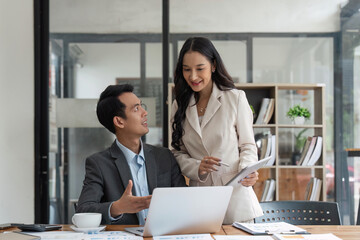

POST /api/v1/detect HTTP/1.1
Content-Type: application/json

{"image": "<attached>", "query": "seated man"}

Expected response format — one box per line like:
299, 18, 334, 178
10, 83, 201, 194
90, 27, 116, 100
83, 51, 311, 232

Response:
77, 84, 186, 225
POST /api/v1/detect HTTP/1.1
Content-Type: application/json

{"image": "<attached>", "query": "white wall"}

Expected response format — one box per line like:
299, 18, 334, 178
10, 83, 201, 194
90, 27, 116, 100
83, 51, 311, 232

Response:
50, 0, 347, 33
74, 43, 140, 98
170, 0, 346, 33
73, 41, 246, 98
0, 0, 34, 223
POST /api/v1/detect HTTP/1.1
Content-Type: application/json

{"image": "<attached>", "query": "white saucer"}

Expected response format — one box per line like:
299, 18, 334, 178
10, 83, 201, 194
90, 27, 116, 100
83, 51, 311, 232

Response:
70, 225, 106, 233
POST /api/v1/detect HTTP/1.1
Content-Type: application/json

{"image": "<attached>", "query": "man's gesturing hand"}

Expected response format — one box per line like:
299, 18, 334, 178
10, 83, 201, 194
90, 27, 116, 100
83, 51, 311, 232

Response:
110, 180, 152, 217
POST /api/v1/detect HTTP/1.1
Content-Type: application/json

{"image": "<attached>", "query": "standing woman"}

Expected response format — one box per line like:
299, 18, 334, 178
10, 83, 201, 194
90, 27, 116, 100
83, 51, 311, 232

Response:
170, 37, 263, 224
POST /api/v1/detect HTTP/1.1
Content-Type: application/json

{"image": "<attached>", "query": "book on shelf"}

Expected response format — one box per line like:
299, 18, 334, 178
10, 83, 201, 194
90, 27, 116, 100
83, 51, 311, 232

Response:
255, 98, 274, 124
298, 136, 312, 165
266, 134, 276, 166
304, 177, 314, 200
310, 178, 322, 201
301, 136, 317, 166
307, 136, 322, 166
263, 98, 275, 124
304, 177, 322, 201
260, 179, 270, 202
308, 178, 317, 200
266, 179, 276, 201
314, 178, 322, 201
256, 133, 275, 166
298, 136, 322, 166
258, 136, 267, 160
261, 178, 276, 201
264, 134, 272, 158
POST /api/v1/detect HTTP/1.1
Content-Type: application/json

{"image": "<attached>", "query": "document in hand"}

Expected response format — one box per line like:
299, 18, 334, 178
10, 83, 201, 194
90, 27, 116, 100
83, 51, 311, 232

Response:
225, 156, 271, 187
232, 222, 308, 235
273, 233, 342, 240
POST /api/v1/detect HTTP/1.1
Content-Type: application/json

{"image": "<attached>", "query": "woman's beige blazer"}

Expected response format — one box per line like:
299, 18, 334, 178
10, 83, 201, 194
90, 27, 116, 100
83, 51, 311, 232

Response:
170, 83, 263, 224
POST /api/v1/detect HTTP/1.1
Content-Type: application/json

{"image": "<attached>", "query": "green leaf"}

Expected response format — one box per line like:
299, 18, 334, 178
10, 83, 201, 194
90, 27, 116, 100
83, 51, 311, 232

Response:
286, 105, 311, 120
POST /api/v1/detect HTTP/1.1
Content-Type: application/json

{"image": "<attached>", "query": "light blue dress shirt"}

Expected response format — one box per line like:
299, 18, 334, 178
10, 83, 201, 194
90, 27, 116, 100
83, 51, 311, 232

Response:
110, 139, 149, 225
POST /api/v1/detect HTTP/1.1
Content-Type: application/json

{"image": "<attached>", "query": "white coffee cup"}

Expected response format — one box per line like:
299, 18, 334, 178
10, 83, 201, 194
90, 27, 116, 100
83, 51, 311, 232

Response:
72, 213, 101, 228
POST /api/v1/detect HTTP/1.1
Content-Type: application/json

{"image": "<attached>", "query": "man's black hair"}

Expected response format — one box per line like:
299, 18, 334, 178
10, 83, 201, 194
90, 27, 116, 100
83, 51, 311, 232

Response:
96, 84, 134, 134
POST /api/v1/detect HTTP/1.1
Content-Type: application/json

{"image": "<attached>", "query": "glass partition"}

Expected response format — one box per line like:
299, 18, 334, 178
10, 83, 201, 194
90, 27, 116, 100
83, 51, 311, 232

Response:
49, 0, 163, 223
253, 37, 335, 202
43, 0, 357, 225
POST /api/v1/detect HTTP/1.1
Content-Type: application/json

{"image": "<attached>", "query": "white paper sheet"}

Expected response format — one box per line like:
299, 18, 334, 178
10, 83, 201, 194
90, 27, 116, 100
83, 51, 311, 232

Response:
213, 235, 274, 240
22, 231, 84, 240
273, 233, 342, 240
153, 233, 213, 240
22, 231, 141, 240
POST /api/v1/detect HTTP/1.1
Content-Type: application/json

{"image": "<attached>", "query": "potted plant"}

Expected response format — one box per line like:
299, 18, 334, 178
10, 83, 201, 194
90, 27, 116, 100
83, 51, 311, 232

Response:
287, 104, 310, 125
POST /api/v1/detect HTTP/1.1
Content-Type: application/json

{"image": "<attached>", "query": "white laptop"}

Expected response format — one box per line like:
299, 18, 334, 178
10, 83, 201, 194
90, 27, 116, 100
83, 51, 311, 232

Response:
125, 186, 233, 237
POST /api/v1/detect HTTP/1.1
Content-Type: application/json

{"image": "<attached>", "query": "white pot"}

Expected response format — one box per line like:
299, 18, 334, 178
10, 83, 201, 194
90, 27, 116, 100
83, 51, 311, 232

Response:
294, 116, 305, 125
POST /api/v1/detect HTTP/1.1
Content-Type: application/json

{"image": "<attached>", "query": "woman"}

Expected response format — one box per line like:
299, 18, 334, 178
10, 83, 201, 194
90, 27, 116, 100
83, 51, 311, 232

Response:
170, 37, 263, 224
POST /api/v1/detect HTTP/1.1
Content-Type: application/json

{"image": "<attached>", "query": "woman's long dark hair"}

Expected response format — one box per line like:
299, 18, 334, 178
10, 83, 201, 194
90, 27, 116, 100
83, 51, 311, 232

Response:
171, 37, 235, 150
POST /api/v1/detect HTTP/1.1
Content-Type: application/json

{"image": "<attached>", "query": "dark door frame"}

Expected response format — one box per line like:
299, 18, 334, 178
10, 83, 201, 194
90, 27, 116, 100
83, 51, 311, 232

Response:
34, 0, 50, 223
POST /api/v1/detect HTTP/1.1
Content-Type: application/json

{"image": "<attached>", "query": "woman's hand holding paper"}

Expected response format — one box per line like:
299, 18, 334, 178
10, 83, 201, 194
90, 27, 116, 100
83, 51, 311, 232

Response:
239, 171, 259, 187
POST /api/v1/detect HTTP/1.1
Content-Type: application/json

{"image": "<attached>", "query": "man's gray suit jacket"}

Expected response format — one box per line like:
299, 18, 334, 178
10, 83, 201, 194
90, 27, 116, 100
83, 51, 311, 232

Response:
76, 141, 186, 225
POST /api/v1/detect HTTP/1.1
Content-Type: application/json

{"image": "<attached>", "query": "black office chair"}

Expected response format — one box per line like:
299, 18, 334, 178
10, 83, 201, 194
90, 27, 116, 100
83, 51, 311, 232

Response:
254, 201, 342, 225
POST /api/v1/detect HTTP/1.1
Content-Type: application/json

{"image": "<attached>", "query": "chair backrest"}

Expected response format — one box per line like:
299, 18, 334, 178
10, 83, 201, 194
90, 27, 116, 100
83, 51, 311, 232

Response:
254, 201, 342, 225
73, 202, 78, 212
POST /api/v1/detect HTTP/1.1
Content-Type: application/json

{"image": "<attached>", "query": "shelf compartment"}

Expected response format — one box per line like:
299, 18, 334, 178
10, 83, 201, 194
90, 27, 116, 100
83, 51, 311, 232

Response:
278, 168, 324, 201
254, 168, 276, 201
276, 87, 323, 125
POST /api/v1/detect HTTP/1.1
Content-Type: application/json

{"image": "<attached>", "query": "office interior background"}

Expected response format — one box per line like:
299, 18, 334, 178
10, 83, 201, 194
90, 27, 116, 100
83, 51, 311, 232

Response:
1, 0, 360, 225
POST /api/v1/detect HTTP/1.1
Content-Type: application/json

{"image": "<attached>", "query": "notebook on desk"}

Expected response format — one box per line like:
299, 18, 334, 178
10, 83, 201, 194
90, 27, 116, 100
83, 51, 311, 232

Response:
125, 186, 233, 237
232, 222, 308, 235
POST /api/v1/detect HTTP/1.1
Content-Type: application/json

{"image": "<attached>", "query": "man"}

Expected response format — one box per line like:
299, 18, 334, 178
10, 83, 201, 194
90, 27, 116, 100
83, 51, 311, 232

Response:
77, 84, 186, 225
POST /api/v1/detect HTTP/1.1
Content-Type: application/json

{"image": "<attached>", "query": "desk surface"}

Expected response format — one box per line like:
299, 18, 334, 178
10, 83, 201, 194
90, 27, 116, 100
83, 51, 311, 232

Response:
224, 225, 360, 240
1, 225, 360, 240
345, 148, 360, 157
